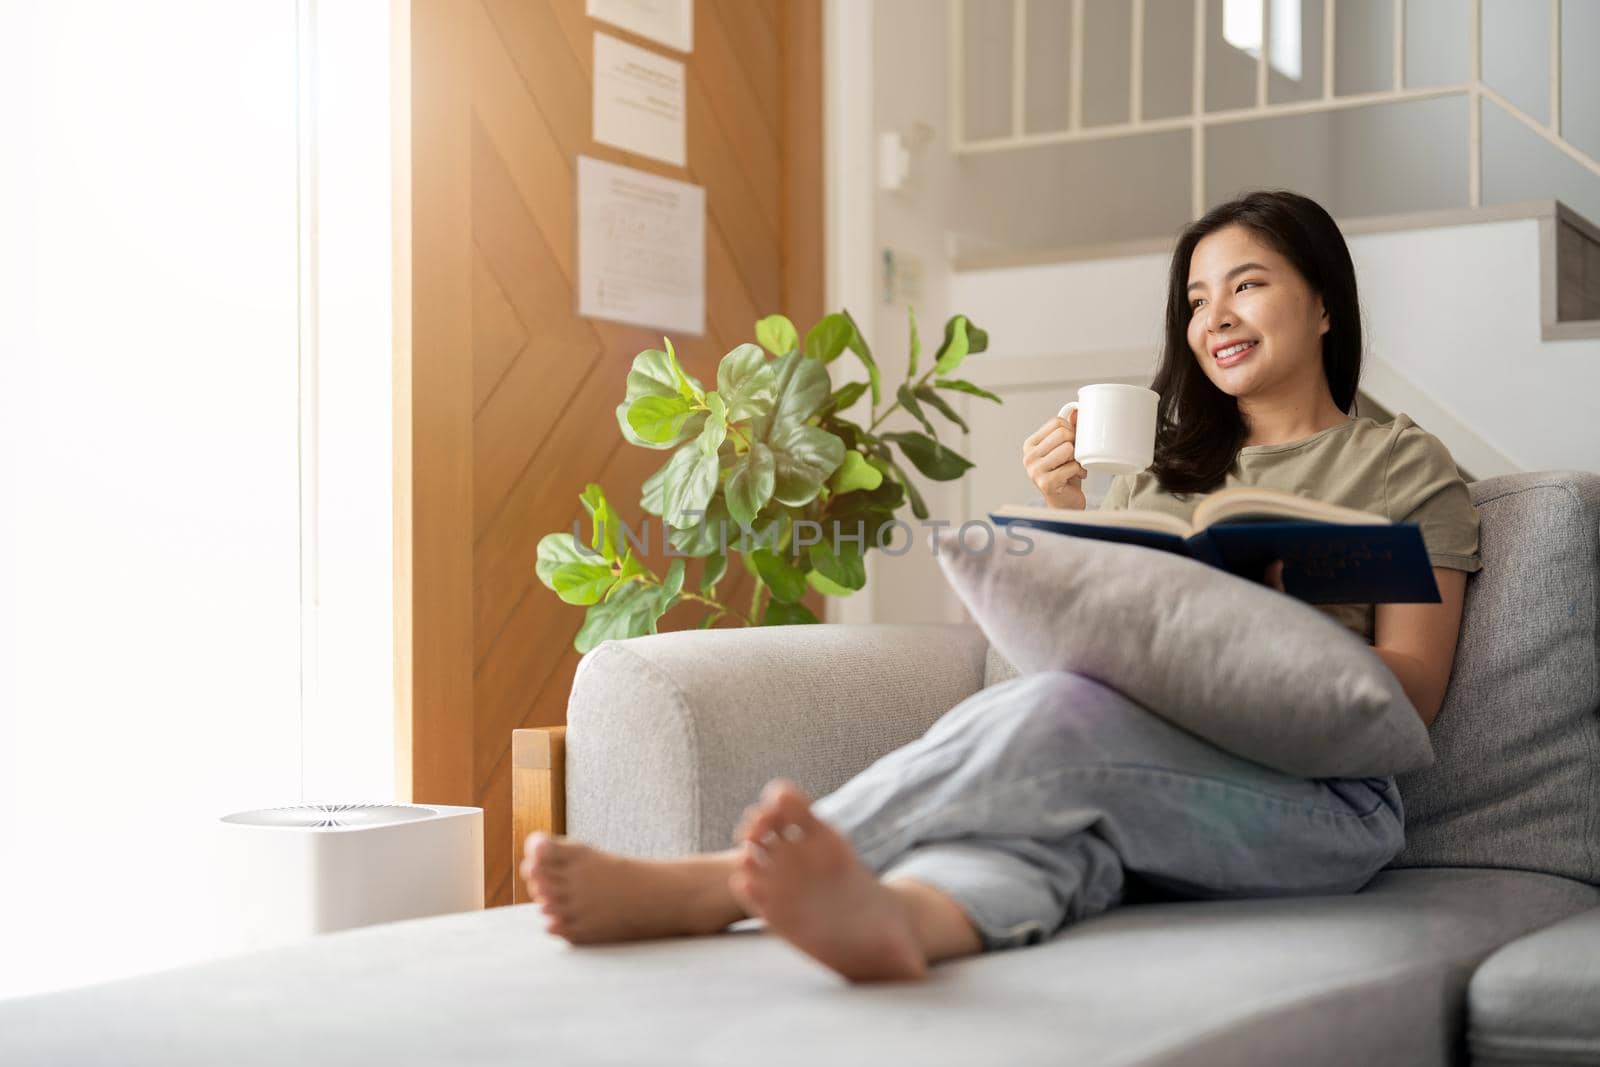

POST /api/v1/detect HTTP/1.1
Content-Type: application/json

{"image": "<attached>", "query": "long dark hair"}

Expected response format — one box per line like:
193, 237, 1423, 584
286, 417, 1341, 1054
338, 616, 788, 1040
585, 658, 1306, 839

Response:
1148, 189, 1363, 495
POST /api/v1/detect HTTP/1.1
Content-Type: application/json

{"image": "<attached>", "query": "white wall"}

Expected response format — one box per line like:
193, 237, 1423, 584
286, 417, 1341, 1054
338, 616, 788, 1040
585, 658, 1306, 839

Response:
847, 0, 968, 626
0, 0, 396, 1000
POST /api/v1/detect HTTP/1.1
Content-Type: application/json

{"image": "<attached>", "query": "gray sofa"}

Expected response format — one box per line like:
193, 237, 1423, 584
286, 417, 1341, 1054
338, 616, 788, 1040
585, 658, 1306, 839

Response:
1, 471, 1596, 1066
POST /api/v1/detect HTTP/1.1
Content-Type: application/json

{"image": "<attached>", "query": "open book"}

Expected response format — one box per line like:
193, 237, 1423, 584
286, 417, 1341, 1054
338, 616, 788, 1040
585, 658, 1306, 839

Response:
990, 486, 1441, 604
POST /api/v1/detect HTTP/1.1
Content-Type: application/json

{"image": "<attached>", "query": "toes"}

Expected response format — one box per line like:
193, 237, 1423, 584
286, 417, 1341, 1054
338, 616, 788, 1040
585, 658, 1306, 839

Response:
760, 778, 807, 806
770, 787, 819, 832
739, 839, 771, 870
733, 804, 761, 846
741, 806, 784, 848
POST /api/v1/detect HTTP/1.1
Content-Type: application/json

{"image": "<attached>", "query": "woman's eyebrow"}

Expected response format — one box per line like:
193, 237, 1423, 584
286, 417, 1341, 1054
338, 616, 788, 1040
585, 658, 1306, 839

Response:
1186, 261, 1272, 292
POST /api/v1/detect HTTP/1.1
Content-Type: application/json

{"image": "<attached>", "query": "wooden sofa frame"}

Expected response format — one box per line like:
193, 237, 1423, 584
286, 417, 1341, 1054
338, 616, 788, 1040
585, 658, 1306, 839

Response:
510, 727, 566, 904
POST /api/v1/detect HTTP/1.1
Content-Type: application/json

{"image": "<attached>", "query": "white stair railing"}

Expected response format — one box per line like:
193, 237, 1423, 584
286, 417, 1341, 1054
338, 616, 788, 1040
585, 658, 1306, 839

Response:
952, 0, 1600, 220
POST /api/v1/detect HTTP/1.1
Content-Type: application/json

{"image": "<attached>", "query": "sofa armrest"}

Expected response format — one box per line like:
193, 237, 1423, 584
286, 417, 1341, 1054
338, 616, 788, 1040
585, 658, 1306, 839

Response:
1468, 900, 1600, 1065
559, 622, 989, 859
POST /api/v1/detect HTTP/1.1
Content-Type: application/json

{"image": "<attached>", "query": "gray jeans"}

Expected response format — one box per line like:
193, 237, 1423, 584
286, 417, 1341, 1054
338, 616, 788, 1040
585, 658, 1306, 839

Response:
809, 671, 1406, 952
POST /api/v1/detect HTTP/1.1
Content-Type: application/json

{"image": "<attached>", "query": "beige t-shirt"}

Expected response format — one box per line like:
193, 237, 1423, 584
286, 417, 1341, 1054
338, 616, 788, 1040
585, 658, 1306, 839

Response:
1099, 412, 1482, 645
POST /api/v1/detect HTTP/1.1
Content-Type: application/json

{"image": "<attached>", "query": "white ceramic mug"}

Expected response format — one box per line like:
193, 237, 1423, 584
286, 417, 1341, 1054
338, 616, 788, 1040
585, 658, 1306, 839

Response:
1057, 384, 1158, 476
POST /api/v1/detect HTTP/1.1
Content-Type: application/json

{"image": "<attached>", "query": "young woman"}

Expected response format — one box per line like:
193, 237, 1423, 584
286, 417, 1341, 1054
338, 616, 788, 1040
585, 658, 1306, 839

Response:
522, 189, 1482, 984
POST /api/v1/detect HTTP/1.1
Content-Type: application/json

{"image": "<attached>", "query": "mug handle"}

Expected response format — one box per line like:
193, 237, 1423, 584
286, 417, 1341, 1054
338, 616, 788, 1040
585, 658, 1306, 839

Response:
1057, 402, 1078, 423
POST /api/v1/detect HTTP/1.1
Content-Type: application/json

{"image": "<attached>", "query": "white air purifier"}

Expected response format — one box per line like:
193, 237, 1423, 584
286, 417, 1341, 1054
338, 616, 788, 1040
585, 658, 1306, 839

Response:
217, 803, 483, 952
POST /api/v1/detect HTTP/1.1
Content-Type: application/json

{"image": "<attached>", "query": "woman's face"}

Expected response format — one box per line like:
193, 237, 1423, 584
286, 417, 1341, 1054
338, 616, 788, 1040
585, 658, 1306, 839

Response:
1185, 224, 1329, 401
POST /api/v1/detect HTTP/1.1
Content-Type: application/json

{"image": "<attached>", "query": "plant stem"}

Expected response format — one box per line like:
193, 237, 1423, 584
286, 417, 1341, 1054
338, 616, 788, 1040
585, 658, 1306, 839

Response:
627, 568, 751, 626
865, 366, 938, 435
678, 588, 750, 626
748, 575, 765, 621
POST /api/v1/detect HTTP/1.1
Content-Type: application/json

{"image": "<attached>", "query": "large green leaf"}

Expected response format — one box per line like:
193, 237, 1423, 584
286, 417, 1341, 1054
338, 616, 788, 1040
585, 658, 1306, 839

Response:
804, 313, 854, 364
914, 384, 970, 434
808, 539, 866, 591
769, 420, 846, 507
725, 441, 775, 527
625, 347, 702, 404
934, 377, 1003, 404
667, 493, 733, 558
616, 401, 705, 450
716, 343, 777, 422
754, 315, 798, 357
754, 350, 832, 439
750, 548, 808, 604
661, 447, 721, 530
828, 450, 882, 495
627, 395, 697, 445
897, 382, 938, 439
551, 560, 617, 606
535, 532, 596, 590
882, 430, 975, 481
573, 582, 674, 653
761, 600, 819, 626
642, 446, 720, 527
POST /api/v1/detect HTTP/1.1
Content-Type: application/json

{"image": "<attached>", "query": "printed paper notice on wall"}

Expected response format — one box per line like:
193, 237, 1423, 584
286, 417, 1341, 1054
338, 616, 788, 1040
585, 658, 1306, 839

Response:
593, 32, 685, 167
577, 155, 704, 337
586, 0, 692, 53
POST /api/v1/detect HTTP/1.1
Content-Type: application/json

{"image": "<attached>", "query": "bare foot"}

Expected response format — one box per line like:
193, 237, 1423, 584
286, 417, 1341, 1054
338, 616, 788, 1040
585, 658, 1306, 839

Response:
729, 780, 929, 982
521, 836, 747, 944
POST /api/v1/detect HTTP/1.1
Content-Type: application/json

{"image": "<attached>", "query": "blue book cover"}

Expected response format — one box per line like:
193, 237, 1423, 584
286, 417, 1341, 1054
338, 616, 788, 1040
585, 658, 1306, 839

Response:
989, 511, 1440, 605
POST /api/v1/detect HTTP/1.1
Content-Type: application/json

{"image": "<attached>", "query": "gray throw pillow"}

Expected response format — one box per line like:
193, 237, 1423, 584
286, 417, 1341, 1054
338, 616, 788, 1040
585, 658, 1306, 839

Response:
1389, 471, 1600, 885
936, 529, 1434, 778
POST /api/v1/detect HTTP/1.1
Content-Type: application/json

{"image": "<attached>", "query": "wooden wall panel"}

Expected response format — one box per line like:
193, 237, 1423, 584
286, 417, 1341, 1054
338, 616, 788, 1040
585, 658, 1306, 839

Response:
404, 0, 824, 908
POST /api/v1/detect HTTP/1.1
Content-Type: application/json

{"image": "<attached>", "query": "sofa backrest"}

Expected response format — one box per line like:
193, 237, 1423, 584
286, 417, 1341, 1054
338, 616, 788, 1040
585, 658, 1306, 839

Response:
1391, 470, 1600, 886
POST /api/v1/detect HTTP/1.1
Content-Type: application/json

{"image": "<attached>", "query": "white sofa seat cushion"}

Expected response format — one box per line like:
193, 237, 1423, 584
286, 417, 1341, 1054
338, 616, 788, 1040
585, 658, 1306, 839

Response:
0, 869, 1593, 1067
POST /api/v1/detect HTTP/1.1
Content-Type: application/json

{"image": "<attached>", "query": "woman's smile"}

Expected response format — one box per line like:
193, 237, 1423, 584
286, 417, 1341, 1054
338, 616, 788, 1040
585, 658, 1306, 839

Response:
1214, 340, 1258, 367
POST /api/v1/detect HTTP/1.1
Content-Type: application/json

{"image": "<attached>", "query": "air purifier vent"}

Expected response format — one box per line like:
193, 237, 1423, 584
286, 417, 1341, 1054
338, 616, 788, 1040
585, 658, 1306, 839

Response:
220, 803, 436, 829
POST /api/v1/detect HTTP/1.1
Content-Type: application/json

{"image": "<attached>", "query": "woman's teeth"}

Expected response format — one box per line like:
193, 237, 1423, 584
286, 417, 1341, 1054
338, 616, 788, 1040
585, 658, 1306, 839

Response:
1216, 341, 1256, 365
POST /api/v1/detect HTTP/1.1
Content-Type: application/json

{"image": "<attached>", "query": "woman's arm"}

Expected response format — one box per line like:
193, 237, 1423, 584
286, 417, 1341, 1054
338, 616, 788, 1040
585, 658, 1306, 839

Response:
1261, 563, 1468, 727
1370, 567, 1469, 728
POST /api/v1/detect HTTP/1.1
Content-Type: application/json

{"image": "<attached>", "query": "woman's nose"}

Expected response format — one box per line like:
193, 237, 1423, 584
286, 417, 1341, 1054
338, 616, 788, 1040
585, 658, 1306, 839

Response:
1205, 299, 1235, 332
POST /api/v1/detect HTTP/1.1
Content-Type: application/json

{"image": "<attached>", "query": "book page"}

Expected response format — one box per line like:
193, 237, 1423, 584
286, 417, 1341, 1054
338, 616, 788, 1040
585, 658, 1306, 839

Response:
1193, 486, 1388, 529
991, 504, 1191, 538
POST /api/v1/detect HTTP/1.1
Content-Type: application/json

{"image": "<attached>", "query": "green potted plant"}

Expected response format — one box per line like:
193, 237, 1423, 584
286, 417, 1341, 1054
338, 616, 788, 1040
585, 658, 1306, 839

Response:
534, 308, 1001, 652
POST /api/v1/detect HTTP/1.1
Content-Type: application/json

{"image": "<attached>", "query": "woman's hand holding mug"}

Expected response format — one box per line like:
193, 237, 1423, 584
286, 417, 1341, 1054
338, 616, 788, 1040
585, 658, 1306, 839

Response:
1022, 408, 1088, 510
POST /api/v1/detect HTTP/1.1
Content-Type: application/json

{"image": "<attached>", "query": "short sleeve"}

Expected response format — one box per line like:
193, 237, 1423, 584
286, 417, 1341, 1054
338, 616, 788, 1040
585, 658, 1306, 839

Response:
1097, 474, 1131, 512
1385, 424, 1482, 573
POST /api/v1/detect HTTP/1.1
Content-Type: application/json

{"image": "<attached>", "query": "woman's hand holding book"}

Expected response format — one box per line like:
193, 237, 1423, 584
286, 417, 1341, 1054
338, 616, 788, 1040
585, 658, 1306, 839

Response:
1023, 409, 1088, 511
